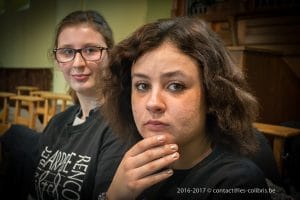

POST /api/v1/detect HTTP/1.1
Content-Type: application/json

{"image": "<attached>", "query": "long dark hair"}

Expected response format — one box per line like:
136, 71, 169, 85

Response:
102, 16, 259, 155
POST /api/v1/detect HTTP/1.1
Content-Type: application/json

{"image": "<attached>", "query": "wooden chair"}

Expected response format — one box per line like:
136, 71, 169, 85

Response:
30, 91, 54, 124
9, 95, 43, 129
0, 92, 15, 124
253, 122, 300, 175
30, 91, 72, 126
41, 92, 72, 126
30, 90, 53, 97
16, 86, 39, 96
16, 86, 39, 109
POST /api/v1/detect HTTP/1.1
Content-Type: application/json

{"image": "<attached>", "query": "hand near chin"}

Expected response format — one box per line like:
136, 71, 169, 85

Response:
106, 134, 179, 200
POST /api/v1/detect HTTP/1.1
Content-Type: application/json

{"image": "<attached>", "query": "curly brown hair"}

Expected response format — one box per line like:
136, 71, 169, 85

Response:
102, 16, 259, 155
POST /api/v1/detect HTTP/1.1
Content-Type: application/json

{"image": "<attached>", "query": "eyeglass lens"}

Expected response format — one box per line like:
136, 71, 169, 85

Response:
55, 47, 106, 63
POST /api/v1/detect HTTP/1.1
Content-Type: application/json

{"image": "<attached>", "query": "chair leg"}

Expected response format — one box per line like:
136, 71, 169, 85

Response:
14, 100, 20, 124
28, 102, 35, 129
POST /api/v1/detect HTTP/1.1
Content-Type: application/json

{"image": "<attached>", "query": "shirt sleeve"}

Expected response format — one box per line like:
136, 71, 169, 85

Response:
91, 129, 129, 200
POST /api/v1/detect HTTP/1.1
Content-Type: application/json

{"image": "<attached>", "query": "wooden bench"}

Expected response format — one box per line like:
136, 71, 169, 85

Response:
253, 122, 300, 175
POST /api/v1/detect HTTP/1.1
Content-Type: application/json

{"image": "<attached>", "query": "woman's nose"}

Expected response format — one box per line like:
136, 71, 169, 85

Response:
146, 89, 165, 114
72, 52, 86, 67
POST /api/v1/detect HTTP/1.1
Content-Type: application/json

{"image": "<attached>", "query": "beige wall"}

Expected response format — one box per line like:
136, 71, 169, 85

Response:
0, 0, 172, 92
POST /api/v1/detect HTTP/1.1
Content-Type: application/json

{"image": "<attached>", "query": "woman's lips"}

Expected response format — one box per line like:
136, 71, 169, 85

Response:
72, 74, 89, 81
144, 120, 169, 131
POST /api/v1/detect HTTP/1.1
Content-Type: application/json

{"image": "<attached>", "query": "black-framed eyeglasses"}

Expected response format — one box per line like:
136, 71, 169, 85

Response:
53, 46, 108, 63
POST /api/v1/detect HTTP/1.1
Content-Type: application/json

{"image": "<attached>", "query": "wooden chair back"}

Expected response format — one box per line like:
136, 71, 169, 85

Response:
253, 122, 300, 176
9, 95, 43, 129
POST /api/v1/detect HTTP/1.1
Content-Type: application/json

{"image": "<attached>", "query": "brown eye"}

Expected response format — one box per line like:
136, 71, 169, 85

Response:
135, 82, 149, 92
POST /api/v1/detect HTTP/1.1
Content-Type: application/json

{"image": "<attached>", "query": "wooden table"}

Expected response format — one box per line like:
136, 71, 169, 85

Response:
253, 122, 300, 175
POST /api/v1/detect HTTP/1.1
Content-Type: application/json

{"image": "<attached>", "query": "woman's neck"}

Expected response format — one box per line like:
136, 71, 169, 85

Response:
77, 93, 103, 119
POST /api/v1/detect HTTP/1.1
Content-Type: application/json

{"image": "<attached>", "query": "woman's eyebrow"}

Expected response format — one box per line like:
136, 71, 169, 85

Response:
160, 70, 187, 79
131, 73, 149, 79
132, 71, 188, 79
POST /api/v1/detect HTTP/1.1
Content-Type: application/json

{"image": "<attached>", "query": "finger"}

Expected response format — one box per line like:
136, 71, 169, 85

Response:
132, 144, 178, 167
134, 151, 179, 179
128, 135, 167, 156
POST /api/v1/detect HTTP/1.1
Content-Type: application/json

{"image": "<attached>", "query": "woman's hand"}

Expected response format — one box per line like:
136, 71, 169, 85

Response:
106, 134, 179, 200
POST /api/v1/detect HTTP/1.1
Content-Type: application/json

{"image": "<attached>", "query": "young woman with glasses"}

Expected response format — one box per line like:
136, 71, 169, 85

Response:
30, 10, 128, 200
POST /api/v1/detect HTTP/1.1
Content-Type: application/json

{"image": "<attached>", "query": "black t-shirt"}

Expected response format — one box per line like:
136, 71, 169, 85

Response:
32, 104, 129, 200
140, 146, 272, 200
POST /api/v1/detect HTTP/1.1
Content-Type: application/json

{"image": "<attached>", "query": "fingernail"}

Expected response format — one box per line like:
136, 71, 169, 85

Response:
170, 144, 177, 151
171, 152, 179, 159
166, 169, 173, 175
157, 135, 165, 142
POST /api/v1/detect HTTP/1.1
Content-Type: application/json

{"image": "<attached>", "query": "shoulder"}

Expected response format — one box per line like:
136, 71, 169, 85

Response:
223, 156, 264, 178
206, 150, 268, 187
186, 145, 268, 188
40, 104, 79, 138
